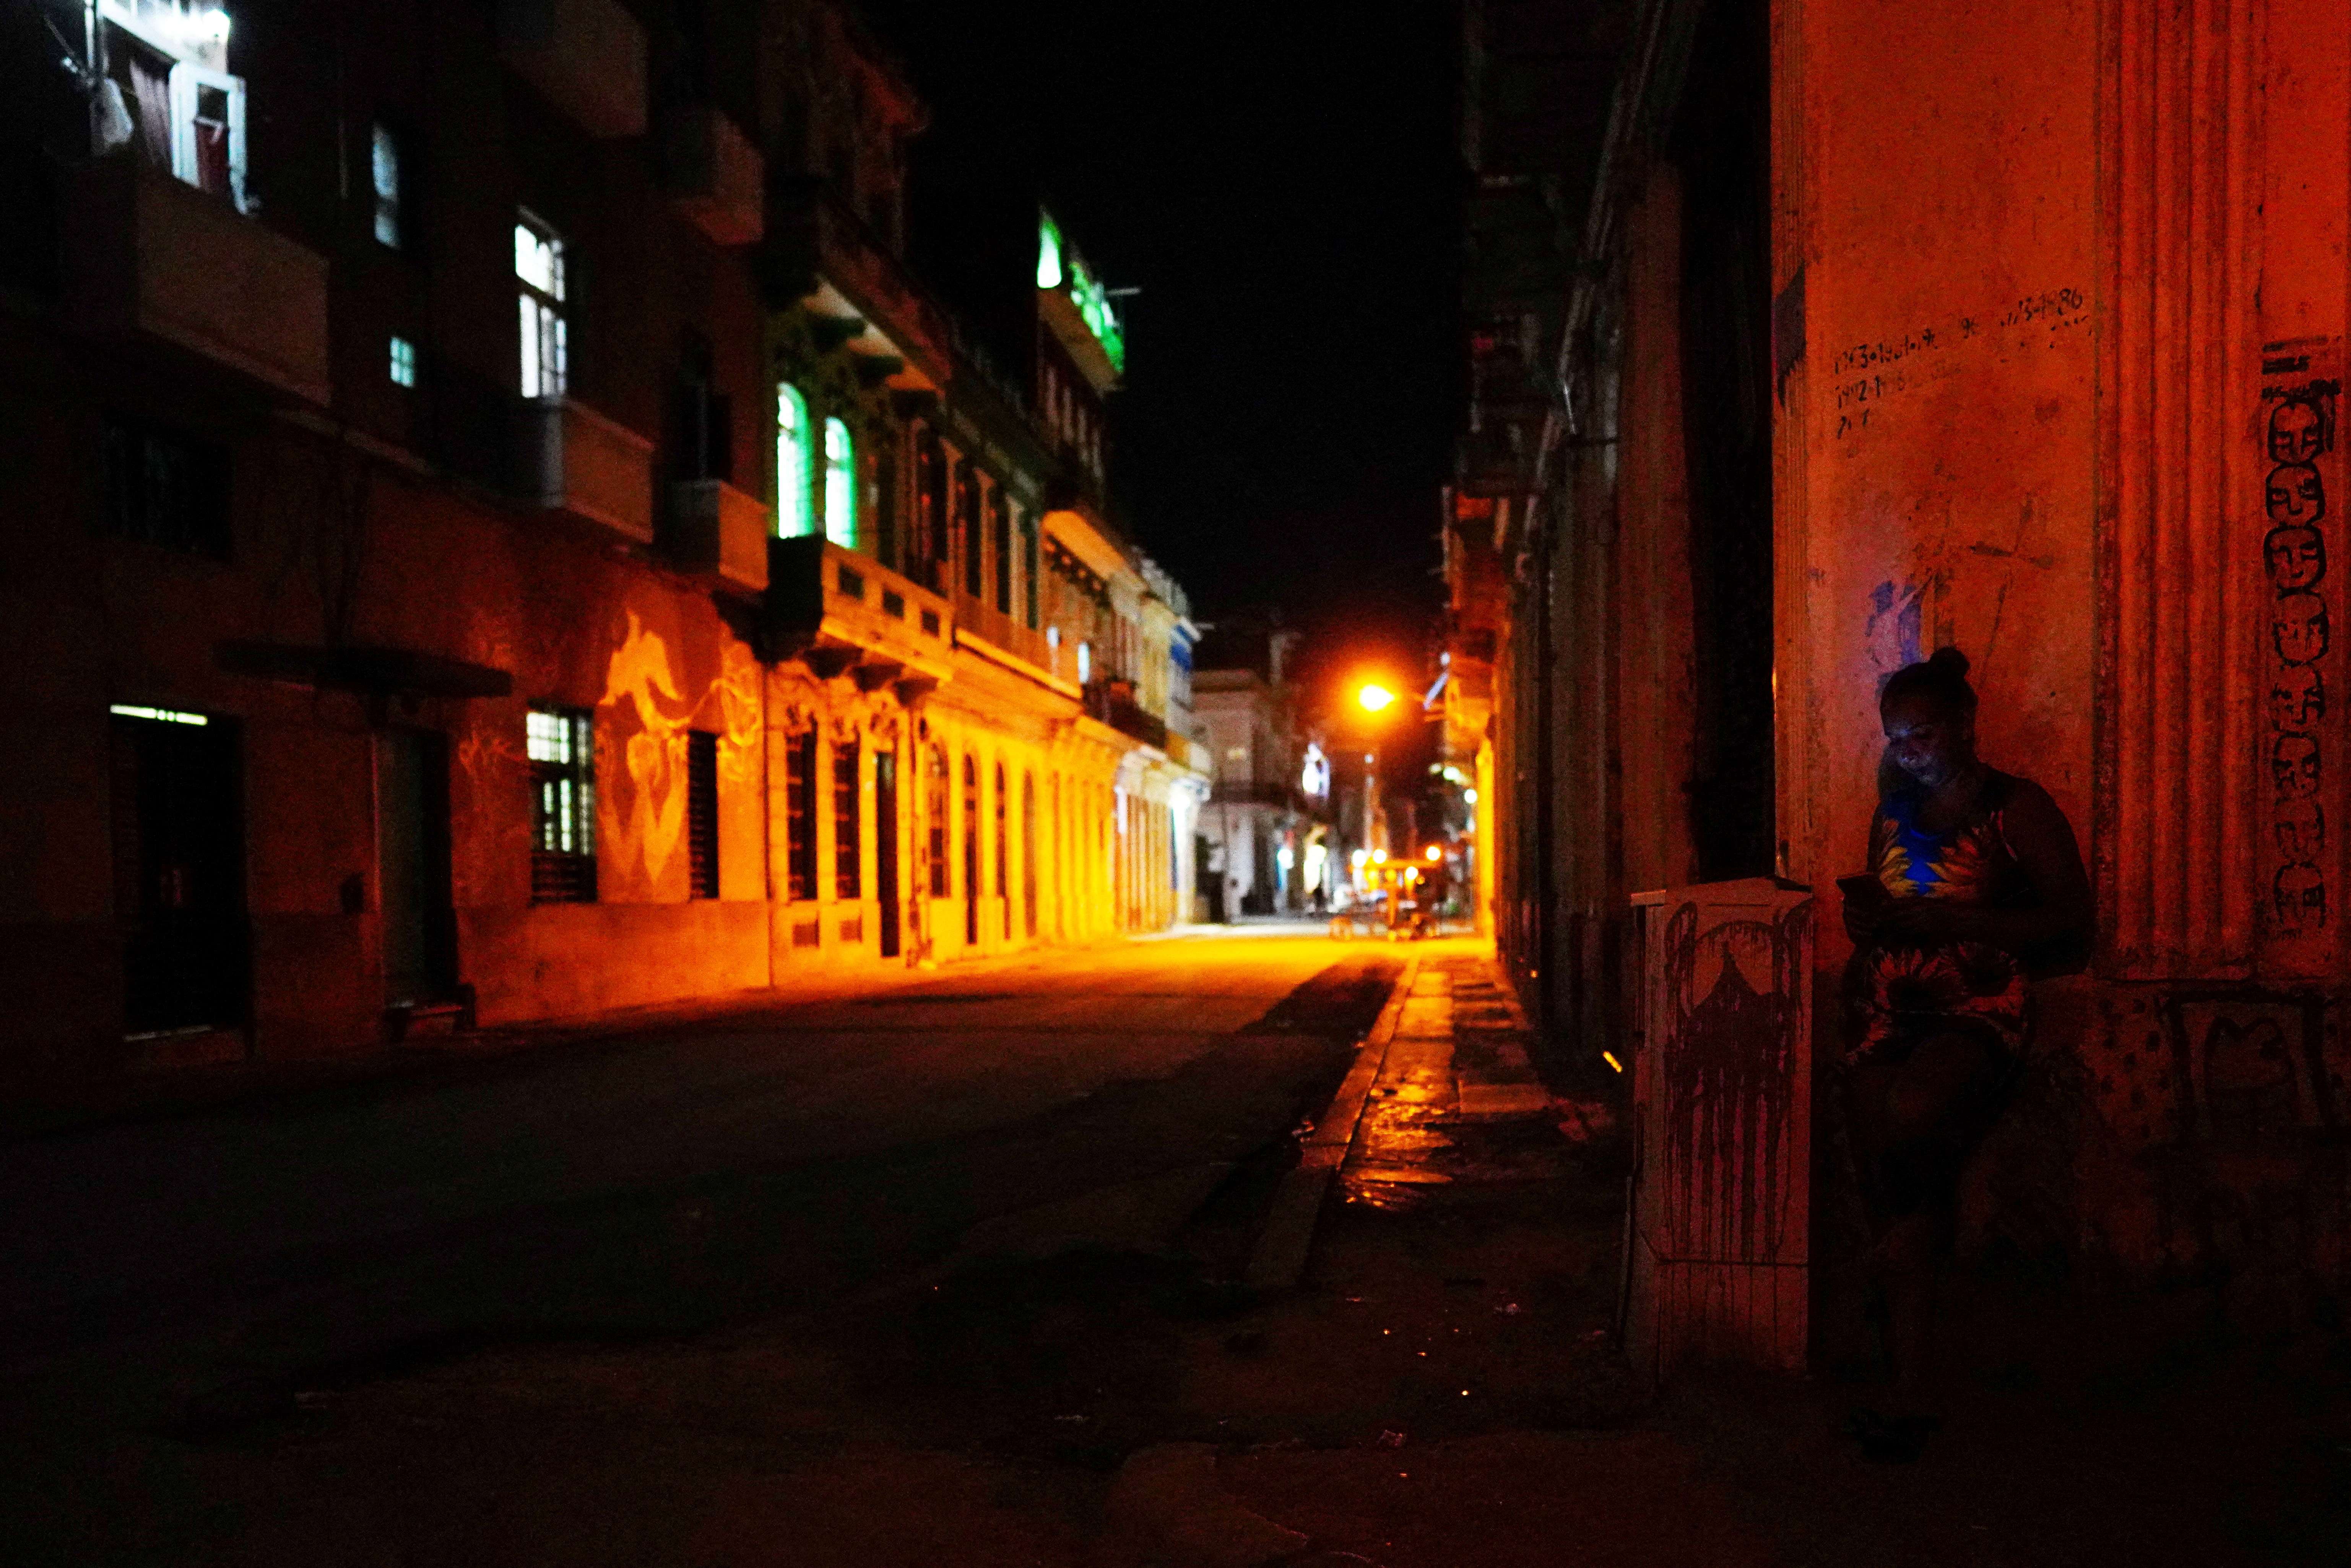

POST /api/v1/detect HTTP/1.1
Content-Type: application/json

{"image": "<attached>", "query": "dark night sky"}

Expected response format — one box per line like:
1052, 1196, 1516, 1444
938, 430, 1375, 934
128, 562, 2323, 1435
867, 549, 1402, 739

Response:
859, 2, 1463, 691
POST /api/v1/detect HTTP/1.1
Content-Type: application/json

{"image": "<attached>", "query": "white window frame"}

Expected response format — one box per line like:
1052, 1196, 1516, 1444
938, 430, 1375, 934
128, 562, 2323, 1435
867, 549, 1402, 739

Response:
515, 212, 567, 400
166, 61, 247, 211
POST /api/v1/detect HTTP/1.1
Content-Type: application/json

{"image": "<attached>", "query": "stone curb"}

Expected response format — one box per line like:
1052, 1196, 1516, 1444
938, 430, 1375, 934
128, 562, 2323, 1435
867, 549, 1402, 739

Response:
1241, 953, 1423, 1294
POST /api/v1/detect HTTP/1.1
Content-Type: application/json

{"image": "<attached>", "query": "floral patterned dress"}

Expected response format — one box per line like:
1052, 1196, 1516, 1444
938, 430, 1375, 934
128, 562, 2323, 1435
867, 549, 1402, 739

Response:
1844, 772, 2033, 1068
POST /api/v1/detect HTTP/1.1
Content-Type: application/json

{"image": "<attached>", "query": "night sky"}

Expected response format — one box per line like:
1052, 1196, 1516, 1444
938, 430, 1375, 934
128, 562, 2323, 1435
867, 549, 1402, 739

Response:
860, 2, 1464, 694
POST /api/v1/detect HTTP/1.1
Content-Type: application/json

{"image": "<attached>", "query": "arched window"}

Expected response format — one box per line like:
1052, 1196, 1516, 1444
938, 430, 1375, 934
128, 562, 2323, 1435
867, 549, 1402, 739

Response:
823, 415, 856, 547
776, 383, 812, 538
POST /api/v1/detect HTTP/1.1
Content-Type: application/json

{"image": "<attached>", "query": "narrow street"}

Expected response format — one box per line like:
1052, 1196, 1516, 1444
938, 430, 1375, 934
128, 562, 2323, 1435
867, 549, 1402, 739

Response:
0, 934, 1396, 1552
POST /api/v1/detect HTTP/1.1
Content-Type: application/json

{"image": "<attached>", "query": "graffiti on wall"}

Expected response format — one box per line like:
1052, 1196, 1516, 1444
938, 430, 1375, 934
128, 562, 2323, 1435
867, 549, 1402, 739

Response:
2259, 341, 2342, 957
599, 610, 765, 900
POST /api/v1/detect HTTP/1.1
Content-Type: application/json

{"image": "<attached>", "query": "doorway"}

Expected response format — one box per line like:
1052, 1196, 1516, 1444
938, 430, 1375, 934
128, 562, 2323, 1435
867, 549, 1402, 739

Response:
962, 753, 980, 946
1022, 771, 1038, 939
109, 708, 247, 1036
875, 750, 901, 958
376, 729, 458, 1006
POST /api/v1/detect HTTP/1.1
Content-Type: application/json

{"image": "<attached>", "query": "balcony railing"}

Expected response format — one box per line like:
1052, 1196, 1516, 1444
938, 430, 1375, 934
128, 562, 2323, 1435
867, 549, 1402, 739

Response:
1085, 679, 1170, 752
952, 594, 1059, 682
764, 535, 954, 685
64, 158, 330, 405
1210, 781, 1305, 810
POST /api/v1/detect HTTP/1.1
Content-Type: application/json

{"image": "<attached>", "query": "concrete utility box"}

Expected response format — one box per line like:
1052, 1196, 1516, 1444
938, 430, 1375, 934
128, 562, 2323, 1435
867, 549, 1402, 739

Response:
1625, 878, 1814, 1384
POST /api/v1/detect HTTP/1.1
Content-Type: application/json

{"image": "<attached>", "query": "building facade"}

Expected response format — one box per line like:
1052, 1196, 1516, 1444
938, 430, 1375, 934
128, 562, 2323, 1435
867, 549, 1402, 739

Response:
1456, 0, 2351, 1304
0, 0, 1203, 1081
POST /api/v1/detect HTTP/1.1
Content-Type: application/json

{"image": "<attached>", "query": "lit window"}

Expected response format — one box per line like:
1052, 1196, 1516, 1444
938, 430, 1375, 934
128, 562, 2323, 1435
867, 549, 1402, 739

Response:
823, 416, 855, 547
776, 384, 812, 538
1077, 641, 1092, 685
527, 707, 596, 902
515, 214, 566, 399
103, 11, 248, 211
370, 123, 400, 247
388, 336, 416, 387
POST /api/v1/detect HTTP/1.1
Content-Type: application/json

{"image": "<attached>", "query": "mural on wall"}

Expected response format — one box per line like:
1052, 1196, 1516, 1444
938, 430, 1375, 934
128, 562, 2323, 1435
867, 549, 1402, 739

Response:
2258, 341, 2341, 964
599, 608, 767, 902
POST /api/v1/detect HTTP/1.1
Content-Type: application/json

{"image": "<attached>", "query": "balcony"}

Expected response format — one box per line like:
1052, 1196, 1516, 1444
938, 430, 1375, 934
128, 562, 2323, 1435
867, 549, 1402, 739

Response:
667, 479, 769, 592
1210, 781, 1304, 811
767, 180, 950, 389
64, 158, 330, 405
1085, 678, 1170, 753
663, 106, 762, 246
519, 398, 655, 543
952, 595, 1064, 688
495, 0, 647, 139
763, 536, 954, 691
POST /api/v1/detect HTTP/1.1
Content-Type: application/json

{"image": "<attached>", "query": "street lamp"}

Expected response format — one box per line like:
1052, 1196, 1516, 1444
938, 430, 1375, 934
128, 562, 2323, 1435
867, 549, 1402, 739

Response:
1357, 683, 1397, 713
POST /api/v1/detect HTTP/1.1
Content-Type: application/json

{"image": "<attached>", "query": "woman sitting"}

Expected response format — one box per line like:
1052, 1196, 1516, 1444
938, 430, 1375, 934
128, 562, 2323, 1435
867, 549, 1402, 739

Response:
1839, 647, 2091, 1455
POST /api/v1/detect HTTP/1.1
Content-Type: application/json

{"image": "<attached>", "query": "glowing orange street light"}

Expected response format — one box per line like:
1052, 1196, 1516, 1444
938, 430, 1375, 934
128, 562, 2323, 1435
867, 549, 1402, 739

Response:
1424, 845, 1442, 862
1357, 683, 1397, 713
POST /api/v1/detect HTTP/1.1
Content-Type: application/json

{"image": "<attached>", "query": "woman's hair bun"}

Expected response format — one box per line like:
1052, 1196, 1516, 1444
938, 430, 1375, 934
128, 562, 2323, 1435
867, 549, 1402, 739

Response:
1880, 644, 1979, 714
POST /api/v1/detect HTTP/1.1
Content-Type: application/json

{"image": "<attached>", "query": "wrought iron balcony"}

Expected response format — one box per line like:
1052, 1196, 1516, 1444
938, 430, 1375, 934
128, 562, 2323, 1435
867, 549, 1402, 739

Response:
1085, 678, 1170, 752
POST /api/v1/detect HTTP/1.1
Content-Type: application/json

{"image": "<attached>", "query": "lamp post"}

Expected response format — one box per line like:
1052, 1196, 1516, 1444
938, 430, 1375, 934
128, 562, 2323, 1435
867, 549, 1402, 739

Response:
1353, 683, 1398, 898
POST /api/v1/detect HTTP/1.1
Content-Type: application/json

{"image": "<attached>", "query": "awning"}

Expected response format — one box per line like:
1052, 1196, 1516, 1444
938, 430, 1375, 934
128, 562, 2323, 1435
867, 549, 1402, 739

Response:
216, 641, 513, 700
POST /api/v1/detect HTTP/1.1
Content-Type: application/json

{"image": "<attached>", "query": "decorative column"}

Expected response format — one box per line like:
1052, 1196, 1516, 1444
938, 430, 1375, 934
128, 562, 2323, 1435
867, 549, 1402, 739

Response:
2099, 0, 2266, 976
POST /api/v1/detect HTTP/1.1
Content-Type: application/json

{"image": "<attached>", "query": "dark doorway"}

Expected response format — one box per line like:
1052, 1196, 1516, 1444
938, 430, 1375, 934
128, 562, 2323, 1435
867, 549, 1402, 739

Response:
110, 709, 247, 1036
1021, 771, 1038, 939
875, 750, 902, 958
1674, 0, 1776, 881
376, 729, 458, 1006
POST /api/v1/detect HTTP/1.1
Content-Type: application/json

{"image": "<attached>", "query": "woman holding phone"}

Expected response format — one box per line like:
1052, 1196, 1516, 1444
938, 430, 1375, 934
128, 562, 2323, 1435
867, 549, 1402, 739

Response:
1838, 647, 2092, 1455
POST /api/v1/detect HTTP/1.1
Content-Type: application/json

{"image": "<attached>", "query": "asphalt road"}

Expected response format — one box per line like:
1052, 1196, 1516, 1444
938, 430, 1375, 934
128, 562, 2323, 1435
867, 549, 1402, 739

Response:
0, 933, 1399, 1443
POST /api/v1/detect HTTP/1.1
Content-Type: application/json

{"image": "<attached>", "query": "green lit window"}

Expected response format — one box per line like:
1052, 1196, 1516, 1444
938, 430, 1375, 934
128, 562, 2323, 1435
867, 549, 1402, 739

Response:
776, 383, 812, 538
824, 415, 855, 547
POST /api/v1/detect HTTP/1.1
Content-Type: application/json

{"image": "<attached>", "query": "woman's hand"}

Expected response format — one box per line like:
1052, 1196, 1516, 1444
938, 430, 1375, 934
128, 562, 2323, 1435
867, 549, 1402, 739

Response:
1842, 896, 1881, 944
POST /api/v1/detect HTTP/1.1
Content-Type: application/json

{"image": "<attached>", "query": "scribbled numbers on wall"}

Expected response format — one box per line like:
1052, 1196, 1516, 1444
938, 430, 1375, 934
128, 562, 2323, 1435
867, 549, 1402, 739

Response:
2260, 344, 2342, 943
1828, 288, 2088, 445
